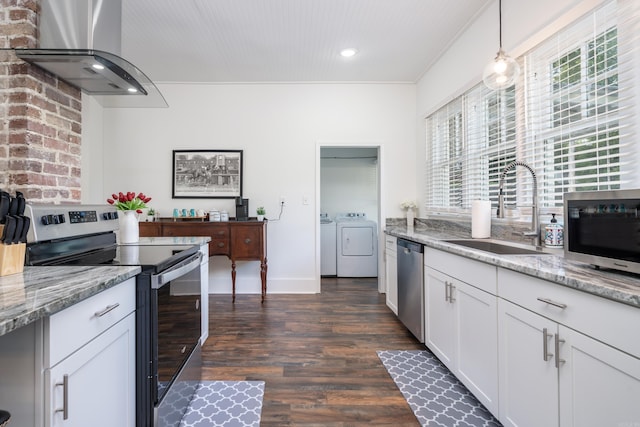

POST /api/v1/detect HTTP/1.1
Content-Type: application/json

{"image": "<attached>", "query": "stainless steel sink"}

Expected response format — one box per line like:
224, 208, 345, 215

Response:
443, 239, 551, 255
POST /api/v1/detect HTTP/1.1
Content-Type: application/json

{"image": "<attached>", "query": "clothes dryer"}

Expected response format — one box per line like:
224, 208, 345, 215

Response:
335, 213, 378, 277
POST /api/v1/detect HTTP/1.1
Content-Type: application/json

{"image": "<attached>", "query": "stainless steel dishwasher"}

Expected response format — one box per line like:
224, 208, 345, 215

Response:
396, 238, 424, 342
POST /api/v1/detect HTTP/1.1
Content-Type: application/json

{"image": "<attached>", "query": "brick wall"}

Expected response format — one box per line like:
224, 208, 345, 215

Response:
0, 0, 82, 202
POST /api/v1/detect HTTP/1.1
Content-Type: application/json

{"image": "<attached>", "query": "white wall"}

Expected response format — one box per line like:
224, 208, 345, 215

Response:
320, 147, 379, 221
84, 83, 416, 294
415, 0, 607, 213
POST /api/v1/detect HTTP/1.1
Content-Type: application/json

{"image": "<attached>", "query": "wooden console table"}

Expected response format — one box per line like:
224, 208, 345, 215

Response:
140, 220, 267, 302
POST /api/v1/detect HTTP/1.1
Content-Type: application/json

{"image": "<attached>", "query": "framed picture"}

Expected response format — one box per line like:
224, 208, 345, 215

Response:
172, 149, 243, 198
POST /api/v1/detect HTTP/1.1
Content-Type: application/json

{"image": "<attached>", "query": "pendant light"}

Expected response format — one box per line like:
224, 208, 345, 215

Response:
483, 0, 520, 90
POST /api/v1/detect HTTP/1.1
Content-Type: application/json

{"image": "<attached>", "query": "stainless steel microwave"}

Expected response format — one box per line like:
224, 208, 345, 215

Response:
564, 189, 640, 274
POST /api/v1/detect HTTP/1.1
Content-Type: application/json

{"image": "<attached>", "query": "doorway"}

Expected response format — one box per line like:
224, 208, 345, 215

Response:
316, 143, 384, 293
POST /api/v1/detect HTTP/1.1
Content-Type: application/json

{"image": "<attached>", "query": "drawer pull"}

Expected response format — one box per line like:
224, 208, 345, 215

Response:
542, 328, 553, 362
244, 238, 251, 244
217, 242, 225, 248
217, 230, 225, 236
181, 346, 187, 354
536, 297, 567, 309
94, 303, 120, 317
449, 284, 456, 303
554, 334, 566, 368
55, 374, 69, 420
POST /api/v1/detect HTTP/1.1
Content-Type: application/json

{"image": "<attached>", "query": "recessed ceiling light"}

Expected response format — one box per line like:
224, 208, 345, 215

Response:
127, 87, 138, 93
340, 48, 358, 58
92, 63, 105, 70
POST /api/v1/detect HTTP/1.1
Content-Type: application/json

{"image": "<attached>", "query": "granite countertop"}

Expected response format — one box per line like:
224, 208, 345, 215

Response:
386, 225, 640, 308
0, 266, 141, 337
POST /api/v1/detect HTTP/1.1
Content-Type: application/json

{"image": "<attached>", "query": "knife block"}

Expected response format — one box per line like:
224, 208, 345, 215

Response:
0, 225, 26, 276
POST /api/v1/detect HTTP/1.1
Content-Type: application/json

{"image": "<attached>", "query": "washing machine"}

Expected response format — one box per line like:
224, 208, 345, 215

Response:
320, 214, 337, 276
335, 213, 378, 277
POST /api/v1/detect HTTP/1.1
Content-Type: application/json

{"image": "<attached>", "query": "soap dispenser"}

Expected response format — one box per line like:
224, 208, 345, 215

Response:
544, 213, 564, 248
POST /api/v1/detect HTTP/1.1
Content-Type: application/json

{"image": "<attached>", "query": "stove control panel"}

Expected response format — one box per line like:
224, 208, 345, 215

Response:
69, 210, 99, 224
25, 204, 120, 243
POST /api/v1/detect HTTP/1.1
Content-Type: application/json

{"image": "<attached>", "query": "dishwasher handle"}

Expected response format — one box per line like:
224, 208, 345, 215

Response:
397, 238, 423, 253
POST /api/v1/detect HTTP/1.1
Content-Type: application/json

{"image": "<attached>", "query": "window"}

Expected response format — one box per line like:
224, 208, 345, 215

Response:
425, 0, 638, 215
425, 99, 463, 210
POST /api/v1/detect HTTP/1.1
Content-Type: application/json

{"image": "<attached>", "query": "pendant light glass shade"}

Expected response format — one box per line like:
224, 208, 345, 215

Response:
483, 48, 520, 90
483, 0, 520, 90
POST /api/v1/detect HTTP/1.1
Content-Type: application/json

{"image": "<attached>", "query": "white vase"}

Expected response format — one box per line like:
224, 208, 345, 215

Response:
406, 209, 415, 229
118, 210, 139, 244
257, 214, 265, 221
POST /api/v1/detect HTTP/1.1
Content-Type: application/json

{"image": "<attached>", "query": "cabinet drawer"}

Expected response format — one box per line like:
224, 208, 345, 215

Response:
209, 225, 229, 239
46, 278, 136, 366
425, 247, 496, 294
210, 239, 230, 255
232, 226, 264, 259
497, 268, 640, 358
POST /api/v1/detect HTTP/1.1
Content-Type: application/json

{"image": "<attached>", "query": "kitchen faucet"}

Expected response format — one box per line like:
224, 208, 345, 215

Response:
497, 161, 541, 247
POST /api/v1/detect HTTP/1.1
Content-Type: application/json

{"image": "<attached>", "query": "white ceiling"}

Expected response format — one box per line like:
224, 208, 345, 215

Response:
120, 0, 492, 84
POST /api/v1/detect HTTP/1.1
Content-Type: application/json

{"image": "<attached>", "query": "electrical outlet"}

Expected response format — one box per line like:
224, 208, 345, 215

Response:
280, 196, 286, 205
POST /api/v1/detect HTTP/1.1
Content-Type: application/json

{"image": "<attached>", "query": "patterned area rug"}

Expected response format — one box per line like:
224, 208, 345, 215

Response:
377, 350, 501, 427
180, 381, 265, 427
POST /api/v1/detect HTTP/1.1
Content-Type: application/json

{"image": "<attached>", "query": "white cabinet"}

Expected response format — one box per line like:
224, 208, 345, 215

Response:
498, 299, 559, 427
424, 267, 454, 367
559, 326, 640, 427
46, 313, 135, 427
497, 268, 640, 427
424, 248, 499, 416
44, 278, 136, 427
384, 235, 397, 314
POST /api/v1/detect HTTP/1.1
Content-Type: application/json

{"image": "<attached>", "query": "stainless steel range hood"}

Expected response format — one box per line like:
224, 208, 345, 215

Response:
15, 0, 167, 108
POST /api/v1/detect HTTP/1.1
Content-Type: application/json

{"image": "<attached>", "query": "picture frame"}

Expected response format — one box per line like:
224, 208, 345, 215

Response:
172, 149, 243, 199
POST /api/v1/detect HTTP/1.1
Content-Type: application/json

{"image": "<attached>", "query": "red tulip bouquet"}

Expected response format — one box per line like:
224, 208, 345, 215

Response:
107, 192, 152, 213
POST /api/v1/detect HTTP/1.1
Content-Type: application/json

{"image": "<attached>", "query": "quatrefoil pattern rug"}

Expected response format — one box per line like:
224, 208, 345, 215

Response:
377, 350, 501, 427
180, 381, 265, 427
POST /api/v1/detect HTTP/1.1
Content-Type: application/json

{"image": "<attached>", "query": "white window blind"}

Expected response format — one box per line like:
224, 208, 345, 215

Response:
523, 0, 638, 208
425, 0, 639, 214
425, 98, 464, 211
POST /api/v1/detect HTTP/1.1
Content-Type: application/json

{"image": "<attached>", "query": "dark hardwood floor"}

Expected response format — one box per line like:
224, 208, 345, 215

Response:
202, 277, 424, 426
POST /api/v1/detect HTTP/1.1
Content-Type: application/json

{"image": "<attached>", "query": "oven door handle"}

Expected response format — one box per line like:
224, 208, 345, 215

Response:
152, 252, 203, 289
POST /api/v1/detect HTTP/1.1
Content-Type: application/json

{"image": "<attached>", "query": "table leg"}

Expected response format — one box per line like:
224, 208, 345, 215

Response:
260, 257, 268, 303
231, 260, 237, 303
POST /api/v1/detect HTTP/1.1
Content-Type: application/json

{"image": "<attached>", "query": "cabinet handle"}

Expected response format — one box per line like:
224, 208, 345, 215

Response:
536, 297, 567, 309
542, 328, 553, 362
94, 303, 120, 317
244, 238, 251, 244
181, 346, 187, 354
55, 374, 69, 420
554, 334, 566, 368
449, 284, 456, 303
444, 281, 450, 302
217, 242, 225, 248
195, 299, 200, 310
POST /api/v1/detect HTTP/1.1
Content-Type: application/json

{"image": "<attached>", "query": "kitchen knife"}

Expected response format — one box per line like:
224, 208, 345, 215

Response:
1, 216, 16, 244
10, 215, 23, 244
8, 196, 18, 216
17, 216, 30, 243
0, 192, 9, 224
15, 191, 25, 215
